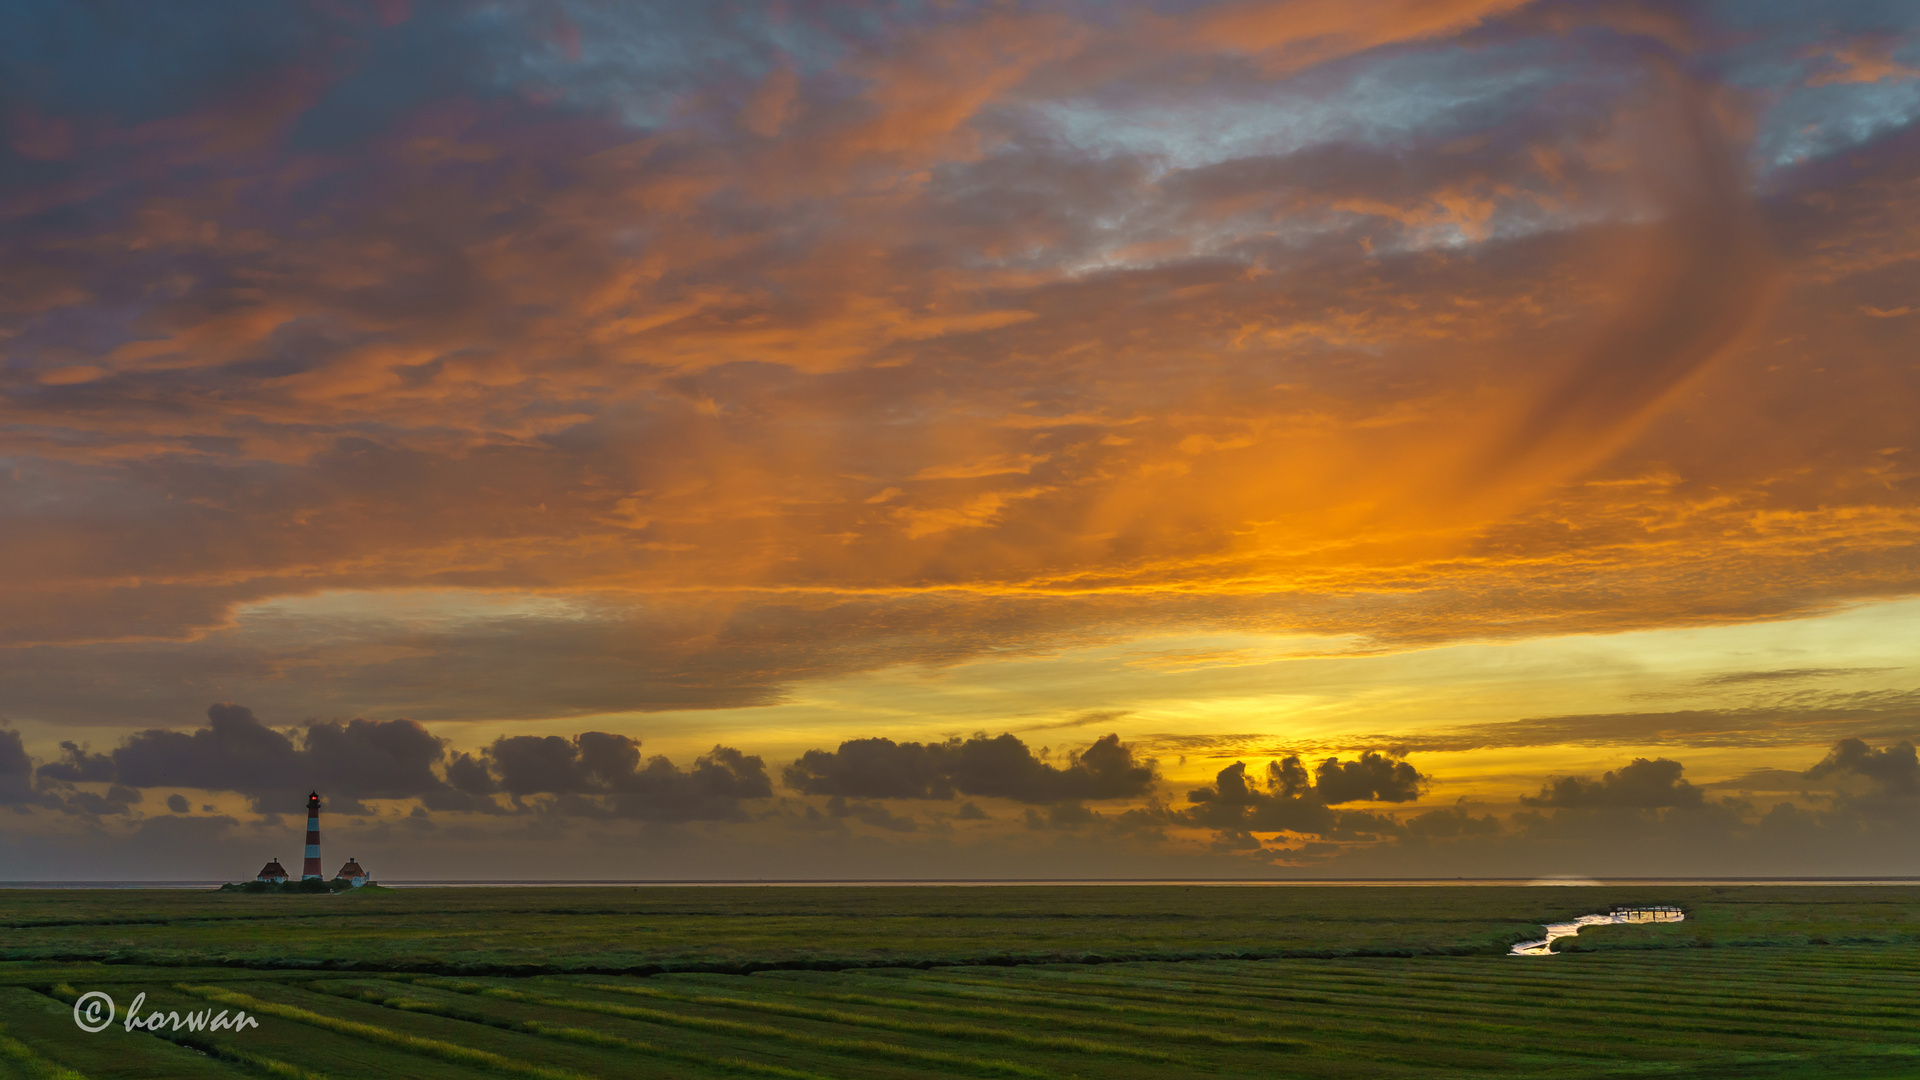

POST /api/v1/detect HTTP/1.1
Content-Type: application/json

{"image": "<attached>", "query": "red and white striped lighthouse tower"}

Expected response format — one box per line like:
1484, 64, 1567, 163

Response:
301, 791, 322, 880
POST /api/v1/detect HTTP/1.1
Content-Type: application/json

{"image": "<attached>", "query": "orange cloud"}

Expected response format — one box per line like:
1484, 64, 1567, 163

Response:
0, 0, 1913, 754
1804, 36, 1920, 87
1179, 0, 1539, 71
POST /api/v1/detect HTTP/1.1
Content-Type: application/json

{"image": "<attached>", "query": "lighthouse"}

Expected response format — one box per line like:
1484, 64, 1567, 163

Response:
302, 791, 322, 880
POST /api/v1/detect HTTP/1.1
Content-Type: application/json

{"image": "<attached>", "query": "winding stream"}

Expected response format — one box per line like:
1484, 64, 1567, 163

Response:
1510, 906, 1684, 956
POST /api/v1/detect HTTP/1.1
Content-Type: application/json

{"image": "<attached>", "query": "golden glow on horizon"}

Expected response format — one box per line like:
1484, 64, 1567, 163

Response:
348, 594, 1920, 801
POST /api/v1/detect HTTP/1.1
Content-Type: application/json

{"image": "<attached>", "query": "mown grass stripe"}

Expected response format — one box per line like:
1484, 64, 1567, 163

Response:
790, 970, 1621, 1061
1238, 995, 1892, 1052
819, 975, 1560, 1038
705, 976, 1318, 1046
1124, 967, 1920, 1036
992, 975, 1881, 1046
1291, 970, 1920, 1018
415, 978, 1054, 1079
555, 976, 1302, 1055
894, 967, 1892, 1052
1497, 963, 1920, 997
811, 972, 1408, 1043
1184, 958, 1909, 996
1077, 961, 1920, 1023
176, 986, 594, 1080
1300, 952, 1920, 987
916, 968, 1445, 1017
154, 1035, 334, 1080
928, 961, 1920, 1030
701, 972, 1658, 1067
1256, 957, 1920, 992
864, 967, 1351, 1015
0, 1025, 88, 1080
306, 980, 834, 1080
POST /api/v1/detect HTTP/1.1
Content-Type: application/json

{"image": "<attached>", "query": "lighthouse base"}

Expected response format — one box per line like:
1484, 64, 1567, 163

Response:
220, 878, 360, 895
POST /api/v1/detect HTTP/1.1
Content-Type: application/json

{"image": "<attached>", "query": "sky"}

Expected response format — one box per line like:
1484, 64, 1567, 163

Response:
2, 0, 1918, 881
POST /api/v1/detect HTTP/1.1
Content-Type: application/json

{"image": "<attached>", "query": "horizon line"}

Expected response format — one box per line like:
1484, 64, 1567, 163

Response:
6, 876, 1920, 889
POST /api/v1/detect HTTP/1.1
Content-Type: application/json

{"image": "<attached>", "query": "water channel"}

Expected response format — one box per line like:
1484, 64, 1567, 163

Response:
1510, 906, 1685, 956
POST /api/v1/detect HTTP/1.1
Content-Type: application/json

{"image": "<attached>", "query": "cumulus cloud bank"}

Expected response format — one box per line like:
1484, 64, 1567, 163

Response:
23, 704, 773, 823
1805, 738, 1920, 796
468, 732, 772, 822
1181, 752, 1426, 842
784, 733, 1155, 804
38, 704, 450, 814
18, 707, 1920, 881
1521, 757, 1704, 810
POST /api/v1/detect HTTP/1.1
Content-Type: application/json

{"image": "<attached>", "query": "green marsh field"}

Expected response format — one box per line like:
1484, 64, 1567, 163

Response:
2, 885, 1917, 1078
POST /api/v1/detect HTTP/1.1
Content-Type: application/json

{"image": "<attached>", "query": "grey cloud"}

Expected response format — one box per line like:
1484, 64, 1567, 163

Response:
1387, 689, 1920, 752
796, 805, 850, 833
603, 747, 772, 823
489, 735, 590, 797
1521, 757, 1704, 809
104, 703, 451, 812
165, 793, 190, 813
20, 739, 1920, 882
1309, 751, 1425, 804
4, 728, 140, 817
948, 734, 1154, 804
1704, 768, 1825, 793
1133, 734, 1298, 759
1806, 738, 1920, 796
1046, 802, 1098, 829
783, 732, 1155, 805
20, 702, 773, 824
481, 732, 772, 822
445, 752, 497, 795
35, 742, 114, 783
825, 795, 919, 833
298, 716, 451, 801
109, 704, 298, 792
49, 785, 142, 818
1181, 754, 1423, 840
1695, 667, 1887, 686
1404, 803, 1500, 839
1016, 709, 1131, 733
0, 730, 32, 804
1108, 802, 1172, 840
10, 703, 468, 816
1307, 743, 1920, 879
0, 595, 1226, 728
783, 738, 946, 800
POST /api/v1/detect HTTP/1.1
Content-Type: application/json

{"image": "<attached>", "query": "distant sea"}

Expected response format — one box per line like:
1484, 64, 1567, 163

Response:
4, 877, 1920, 889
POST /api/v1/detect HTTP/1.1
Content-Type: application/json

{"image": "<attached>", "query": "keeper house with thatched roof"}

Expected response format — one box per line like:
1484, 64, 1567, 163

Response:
255, 859, 288, 883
